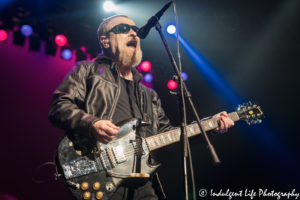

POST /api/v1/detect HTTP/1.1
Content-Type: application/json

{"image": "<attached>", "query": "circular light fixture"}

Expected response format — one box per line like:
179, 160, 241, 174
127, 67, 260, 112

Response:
20, 25, 33, 37
167, 80, 178, 90
0, 30, 8, 41
181, 72, 188, 81
55, 34, 67, 46
61, 49, 72, 60
144, 73, 153, 83
167, 25, 176, 34
103, 1, 115, 12
140, 61, 151, 72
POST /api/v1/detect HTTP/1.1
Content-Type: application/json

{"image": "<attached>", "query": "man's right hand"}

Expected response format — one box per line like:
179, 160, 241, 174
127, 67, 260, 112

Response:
90, 120, 120, 144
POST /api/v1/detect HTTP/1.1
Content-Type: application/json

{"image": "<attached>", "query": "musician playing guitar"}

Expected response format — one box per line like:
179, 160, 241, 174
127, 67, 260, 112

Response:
48, 15, 234, 200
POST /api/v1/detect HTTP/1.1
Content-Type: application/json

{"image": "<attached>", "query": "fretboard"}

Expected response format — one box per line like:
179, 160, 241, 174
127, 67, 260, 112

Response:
145, 112, 239, 151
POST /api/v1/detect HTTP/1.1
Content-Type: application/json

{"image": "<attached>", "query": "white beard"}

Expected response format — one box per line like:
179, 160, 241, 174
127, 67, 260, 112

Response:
118, 42, 142, 68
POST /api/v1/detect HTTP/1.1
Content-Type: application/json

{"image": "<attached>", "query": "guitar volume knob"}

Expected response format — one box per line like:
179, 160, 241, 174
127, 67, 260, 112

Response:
96, 191, 104, 199
81, 182, 89, 190
83, 192, 91, 199
93, 182, 101, 190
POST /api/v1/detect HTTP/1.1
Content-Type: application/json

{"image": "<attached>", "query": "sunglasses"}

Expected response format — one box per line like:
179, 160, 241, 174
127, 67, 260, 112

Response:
106, 24, 139, 36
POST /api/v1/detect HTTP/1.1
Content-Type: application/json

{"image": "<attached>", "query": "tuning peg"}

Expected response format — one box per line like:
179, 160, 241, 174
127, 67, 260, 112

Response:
247, 121, 251, 125
238, 104, 242, 110
249, 101, 252, 105
251, 120, 257, 125
257, 119, 262, 124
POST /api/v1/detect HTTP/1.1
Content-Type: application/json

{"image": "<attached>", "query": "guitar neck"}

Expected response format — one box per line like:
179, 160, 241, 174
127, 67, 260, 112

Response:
145, 112, 240, 151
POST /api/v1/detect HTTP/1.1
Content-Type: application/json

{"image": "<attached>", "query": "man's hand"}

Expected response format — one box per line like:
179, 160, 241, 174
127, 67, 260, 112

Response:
91, 120, 120, 144
213, 111, 234, 134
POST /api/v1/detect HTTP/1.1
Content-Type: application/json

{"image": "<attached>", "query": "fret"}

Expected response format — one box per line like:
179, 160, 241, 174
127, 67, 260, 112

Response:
167, 133, 173, 143
229, 112, 239, 122
189, 126, 195, 136
154, 136, 161, 147
194, 123, 200, 133
174, 129, 180, 141
160, 135, 166, 144
146, 138, 154, 150
170, 130, 176, 141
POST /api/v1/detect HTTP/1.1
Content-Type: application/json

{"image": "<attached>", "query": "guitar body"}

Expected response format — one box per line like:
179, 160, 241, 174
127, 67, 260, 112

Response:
55, 102, 265, 200
56, 119, 159, 200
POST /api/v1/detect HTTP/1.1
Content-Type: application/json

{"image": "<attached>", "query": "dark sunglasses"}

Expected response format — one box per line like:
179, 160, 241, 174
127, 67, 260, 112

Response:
106, 24, 139, 36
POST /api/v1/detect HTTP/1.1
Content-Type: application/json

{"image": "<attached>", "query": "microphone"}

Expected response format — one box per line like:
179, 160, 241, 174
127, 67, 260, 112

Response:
137, 1, 173, 39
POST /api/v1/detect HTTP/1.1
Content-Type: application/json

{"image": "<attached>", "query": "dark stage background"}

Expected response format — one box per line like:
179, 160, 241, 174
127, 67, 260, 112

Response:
0, 0, 299, 199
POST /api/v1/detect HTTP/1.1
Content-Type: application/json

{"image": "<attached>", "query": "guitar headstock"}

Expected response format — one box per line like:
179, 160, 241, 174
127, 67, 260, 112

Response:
237, 101, 265, 125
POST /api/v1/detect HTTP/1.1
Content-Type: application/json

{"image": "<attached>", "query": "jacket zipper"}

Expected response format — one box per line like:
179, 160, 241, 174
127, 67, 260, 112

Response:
107, 63, 121, 122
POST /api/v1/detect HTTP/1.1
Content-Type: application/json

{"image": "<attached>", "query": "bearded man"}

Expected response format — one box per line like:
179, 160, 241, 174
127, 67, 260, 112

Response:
48, 15, 234, 200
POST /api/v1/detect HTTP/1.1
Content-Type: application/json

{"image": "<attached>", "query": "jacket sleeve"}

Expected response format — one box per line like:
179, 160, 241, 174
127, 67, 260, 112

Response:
48, 61, 101, 136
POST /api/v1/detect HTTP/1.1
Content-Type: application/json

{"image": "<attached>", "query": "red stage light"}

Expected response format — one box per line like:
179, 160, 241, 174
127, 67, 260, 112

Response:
167, 80, 178, 90
55, 34, 67, 46
140, 61, 151, 72
0, 30, 8, 42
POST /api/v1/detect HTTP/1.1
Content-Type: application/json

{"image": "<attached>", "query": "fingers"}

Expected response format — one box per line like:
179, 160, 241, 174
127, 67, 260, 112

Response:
91, 120, 119, 143
220, 111, 228, 117
106, 121, 120, 130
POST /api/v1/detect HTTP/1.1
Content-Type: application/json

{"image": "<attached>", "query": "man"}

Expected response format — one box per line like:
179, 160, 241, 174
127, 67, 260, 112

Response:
48, 15, 234, 200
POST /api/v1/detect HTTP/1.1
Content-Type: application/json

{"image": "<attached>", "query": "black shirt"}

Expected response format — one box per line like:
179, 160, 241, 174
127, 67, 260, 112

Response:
112, 77, 142, 125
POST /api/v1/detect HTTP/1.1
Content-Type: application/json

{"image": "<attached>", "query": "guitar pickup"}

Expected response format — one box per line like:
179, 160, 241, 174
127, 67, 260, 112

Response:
112, 145, 126, 164
105, 148, 117, 168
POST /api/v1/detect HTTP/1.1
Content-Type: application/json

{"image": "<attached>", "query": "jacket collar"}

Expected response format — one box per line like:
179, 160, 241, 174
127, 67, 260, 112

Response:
96, 54, 143, 83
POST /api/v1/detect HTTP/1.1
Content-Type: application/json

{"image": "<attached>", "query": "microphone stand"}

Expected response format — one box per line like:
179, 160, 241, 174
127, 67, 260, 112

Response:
154, 21, 220, 200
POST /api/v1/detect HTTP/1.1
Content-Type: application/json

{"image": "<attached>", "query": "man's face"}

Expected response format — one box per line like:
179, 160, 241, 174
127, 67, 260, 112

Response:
106, 17, 142, 67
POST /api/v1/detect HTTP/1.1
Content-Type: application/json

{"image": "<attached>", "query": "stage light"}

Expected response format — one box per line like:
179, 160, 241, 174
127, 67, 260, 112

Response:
167, 25, 176, 34
103, 1, 115, 12
20, 25, 33, 37
167, 80, 178, 90
140, 61, 151, 72
55, 34, 67, 46
62, 49, 72, 60
181, 72, 188, 81
0, 30, 8, 41
144, 73, 153, 83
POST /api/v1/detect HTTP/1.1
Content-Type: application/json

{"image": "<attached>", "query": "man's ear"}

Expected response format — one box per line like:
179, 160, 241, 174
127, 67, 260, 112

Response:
100, 36, 110, 49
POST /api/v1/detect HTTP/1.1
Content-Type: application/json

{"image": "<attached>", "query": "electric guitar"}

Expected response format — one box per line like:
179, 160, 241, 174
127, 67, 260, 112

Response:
55, 102, 264, 200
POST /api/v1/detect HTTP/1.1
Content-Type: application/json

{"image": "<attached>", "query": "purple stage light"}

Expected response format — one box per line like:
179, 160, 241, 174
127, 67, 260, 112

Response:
144, 73, 153, 83
21, 25, 33, 37
61, 49, 72, 60
181, 72, 188, 81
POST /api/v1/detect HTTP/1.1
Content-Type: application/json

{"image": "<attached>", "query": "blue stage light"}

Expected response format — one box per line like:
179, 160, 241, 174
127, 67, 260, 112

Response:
61, 49, 72, 60
177, 35, 240, 106
167, 25, 176, 34
144, 73, 153, 83
103, 1, 115, 12
181, 72, 188, 81
21, 25, 33, 37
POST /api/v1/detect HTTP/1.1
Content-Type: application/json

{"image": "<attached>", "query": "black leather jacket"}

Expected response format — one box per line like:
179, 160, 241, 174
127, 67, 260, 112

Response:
48, 54, 174, 199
